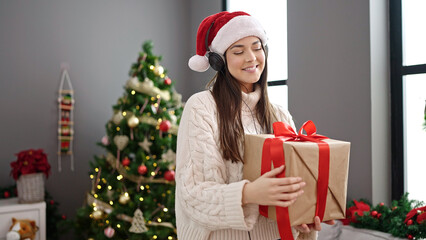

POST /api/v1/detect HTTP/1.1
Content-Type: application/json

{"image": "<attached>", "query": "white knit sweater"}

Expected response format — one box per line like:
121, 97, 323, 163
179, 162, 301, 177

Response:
175, 87, 318, 240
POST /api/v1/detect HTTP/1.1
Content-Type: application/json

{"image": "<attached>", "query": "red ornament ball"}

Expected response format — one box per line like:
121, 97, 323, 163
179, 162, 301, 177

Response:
377, 213, 382, 219
159, 120, 171, 132
164, 170, 175, 181
164, 77, 172, 85
3, 191, 10, 198
138, 165, 147, 175
392, 206, 398, 211
407, 219, 413, 226
371, 211, 378, 217
379, 202, 384, 206
408, 234, 413, 240
122, 157, 131, 166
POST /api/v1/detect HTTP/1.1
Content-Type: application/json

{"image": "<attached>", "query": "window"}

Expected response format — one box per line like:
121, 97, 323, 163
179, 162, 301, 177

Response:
390, 0, 426, 202
224, 0, 288, 109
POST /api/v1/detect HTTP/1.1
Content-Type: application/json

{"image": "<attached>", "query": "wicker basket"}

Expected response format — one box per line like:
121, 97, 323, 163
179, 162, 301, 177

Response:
17, 172, 45, 203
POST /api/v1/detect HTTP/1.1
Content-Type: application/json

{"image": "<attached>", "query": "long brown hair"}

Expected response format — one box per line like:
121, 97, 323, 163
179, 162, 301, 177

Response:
207, 50, 275, 163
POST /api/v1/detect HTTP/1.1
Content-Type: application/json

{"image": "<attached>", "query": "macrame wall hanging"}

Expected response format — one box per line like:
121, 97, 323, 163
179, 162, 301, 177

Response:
57, 67, 75, 171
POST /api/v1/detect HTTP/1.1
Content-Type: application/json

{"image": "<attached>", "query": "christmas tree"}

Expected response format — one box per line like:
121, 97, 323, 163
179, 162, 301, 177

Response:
75, 41, 183, 240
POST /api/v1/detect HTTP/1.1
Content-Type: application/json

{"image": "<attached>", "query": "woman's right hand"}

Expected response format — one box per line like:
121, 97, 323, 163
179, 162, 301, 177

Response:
242, 165, 305, 208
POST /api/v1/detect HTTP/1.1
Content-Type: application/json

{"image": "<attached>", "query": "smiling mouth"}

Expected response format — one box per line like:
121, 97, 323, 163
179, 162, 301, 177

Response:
243, 65, 257, 71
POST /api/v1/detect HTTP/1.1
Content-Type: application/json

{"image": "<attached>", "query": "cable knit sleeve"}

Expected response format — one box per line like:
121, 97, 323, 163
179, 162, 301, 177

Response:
175, 92, 258, 231
271, 104, 297, 130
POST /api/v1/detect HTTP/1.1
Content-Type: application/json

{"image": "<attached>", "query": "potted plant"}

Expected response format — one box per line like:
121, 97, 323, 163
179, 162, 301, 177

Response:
10, 149, 51, 203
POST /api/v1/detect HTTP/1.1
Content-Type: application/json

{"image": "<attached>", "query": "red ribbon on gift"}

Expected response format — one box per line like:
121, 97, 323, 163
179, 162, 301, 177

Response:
260, 120, 330, 240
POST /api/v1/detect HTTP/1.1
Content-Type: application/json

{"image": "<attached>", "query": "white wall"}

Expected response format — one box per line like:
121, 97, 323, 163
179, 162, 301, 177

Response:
287, 0, 390, 203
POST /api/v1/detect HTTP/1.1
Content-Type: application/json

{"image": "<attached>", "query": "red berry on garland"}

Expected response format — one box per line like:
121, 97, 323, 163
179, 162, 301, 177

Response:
122, 157, 131, 166
379, 202, 384, 206
407, 219, 413, 226
159, 120, 171, 132
407, 234, 413, 240
62, 215, 67, 220
164, 170, 175, 181
50, 200, 55, 205
392, 206, 398, 211
164, 77, 172, 85
138, 165, 147, 175
4, 191, 10, 198
377, 213, 382, 219
371, 211, 378, 217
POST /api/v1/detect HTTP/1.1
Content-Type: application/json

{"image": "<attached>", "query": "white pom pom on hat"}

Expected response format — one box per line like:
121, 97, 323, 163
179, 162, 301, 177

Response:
188, 55, 209, 72
188, 11, 268, 72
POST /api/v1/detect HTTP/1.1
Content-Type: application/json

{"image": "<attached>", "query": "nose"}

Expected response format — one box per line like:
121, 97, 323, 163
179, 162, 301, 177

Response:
245, 50, 256, 62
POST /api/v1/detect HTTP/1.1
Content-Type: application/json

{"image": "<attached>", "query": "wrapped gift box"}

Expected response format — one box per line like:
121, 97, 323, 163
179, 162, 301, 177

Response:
243, 132, 350, 226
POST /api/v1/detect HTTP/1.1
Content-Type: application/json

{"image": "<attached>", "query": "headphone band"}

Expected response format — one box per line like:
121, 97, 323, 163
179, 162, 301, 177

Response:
205, 21, 215, 53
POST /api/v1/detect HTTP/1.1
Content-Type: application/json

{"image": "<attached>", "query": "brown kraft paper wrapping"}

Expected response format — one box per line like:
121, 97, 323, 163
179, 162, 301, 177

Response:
243, 134, 350, 226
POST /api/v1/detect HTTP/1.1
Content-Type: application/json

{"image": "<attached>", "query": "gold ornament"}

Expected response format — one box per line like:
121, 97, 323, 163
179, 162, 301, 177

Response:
119, 192, 130, 204
92, 210, 103, 220
127, 115, 139, 128
112, 112, 124, 125
154, 66, 164, 75
113, 135, 129, 151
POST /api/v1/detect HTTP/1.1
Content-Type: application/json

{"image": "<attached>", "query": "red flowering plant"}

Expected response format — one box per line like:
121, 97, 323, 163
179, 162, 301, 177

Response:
341, 194, 426, 239
10, 149, 51, 180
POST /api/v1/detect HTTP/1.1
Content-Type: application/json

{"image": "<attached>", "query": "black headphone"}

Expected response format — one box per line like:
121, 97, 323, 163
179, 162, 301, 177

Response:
205, 21, 269, 72
205, 21, 225, 71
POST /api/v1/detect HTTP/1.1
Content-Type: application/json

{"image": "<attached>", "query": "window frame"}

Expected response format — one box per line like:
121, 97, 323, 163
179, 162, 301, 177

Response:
389, 0, 426, 200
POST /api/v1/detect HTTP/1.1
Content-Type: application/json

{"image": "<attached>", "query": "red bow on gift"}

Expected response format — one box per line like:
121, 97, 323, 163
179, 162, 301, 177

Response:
273, 120, 329, 142
260, 121, 330, 240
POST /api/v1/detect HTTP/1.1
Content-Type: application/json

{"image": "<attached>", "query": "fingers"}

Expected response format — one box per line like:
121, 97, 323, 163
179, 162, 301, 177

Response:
294, 224, 310, 233
261, 165, 285, 178
313, 216, 322, 231
324, 220, 335, 225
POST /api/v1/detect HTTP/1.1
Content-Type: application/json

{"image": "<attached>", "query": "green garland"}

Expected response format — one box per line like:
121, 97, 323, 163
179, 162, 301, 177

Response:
344, 194, 426, 239
0, 185, 72, 240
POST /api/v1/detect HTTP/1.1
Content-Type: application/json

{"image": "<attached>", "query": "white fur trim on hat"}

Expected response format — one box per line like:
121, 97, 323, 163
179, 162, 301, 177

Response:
188, 54, 210, 72
210, 15, 268, 55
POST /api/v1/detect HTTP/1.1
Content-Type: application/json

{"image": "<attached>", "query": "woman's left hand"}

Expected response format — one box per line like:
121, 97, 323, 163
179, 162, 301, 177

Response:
294, 216, 335, 233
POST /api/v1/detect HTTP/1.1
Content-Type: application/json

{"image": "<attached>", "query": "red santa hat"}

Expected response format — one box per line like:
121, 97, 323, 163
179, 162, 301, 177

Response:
188, 11, 268, 72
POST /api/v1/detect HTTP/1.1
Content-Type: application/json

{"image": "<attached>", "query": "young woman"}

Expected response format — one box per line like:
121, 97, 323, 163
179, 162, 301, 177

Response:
176, 11, 331, 240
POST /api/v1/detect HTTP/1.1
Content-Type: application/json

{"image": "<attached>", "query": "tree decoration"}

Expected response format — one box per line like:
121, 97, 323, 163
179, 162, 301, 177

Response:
92, 210, 103, 220
138, 165, 147, 175
138, 138, 152, 153
161, 149, 176, 163
164, 170, 175, 182
75, 41, 182, 239
164, 77, 172, 85
129, 208, 148, 233
104, 226, 115, 238
121, 157, 131, 167
101, 136, 109, 146
112, 111, 124, 125
159, 120, 171, 132
119, 192, 130, 205
342, 194, 426, 239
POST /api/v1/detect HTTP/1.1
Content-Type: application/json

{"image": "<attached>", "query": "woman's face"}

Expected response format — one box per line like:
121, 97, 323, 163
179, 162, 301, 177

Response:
225, 36, 265, 93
